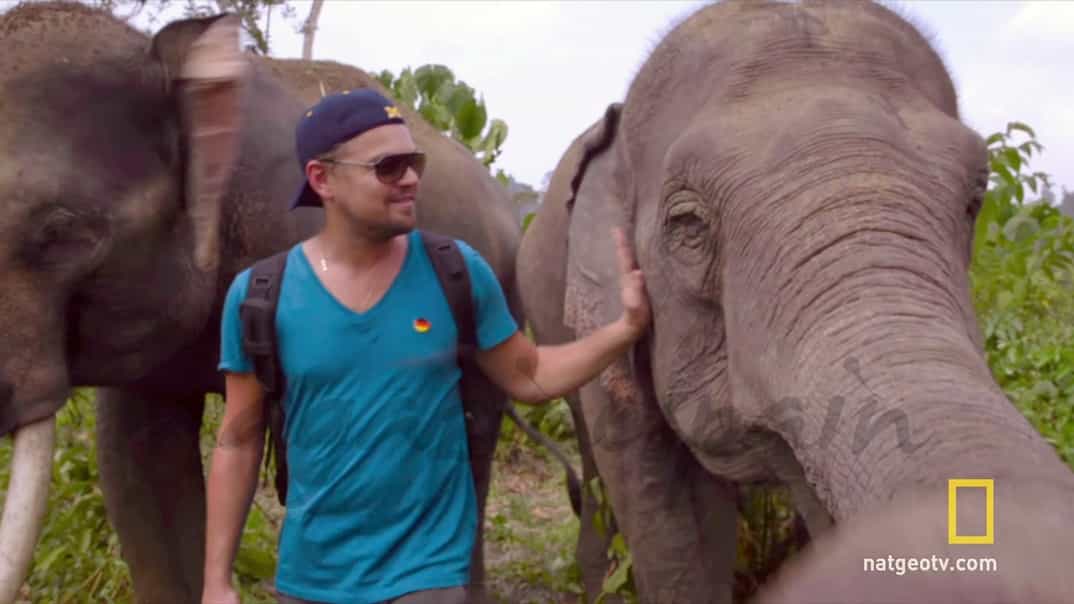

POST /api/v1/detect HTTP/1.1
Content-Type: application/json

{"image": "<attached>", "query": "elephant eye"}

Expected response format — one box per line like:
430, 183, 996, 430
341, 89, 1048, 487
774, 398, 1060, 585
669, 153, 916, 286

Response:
23, 206, 107, 270
662, 188, 716, 296
664, 192, 710, 252
669, 204, 707, 246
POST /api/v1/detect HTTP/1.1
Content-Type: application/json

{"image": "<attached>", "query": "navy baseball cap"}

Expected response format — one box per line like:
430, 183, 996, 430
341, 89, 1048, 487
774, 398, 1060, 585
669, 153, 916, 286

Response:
290, 88, 406, 209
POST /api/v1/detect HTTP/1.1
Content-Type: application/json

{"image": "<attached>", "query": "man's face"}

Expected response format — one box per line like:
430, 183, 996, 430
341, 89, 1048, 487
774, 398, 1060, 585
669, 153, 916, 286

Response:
311, 123, 422, 239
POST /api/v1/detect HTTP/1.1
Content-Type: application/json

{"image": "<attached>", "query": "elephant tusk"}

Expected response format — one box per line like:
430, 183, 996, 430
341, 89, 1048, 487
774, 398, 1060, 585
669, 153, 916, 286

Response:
0, 416, 56, 604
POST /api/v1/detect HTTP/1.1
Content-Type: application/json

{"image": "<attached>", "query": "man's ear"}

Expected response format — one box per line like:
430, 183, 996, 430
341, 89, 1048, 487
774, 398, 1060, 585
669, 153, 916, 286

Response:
306, 161, 332, 201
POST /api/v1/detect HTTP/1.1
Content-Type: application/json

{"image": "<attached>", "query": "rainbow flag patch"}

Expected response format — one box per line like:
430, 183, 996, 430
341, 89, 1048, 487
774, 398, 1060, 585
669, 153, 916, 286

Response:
413, 318, 431, 333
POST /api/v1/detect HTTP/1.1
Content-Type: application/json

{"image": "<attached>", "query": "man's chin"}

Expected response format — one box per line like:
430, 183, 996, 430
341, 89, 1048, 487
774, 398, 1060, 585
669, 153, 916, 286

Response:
385, 217, 416, 238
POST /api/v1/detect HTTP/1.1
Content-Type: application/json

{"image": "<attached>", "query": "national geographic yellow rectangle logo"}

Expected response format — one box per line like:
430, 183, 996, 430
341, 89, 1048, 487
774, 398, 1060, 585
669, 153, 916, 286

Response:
948, 479, 994, 544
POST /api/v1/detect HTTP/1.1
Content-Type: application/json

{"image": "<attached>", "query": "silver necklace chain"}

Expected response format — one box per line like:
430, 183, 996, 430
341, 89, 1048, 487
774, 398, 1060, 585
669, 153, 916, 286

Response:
317, 243, 385, 310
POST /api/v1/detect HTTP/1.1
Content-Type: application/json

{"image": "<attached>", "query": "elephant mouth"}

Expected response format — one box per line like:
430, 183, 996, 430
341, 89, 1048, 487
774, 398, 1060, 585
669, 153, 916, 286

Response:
0, 414, 57, 604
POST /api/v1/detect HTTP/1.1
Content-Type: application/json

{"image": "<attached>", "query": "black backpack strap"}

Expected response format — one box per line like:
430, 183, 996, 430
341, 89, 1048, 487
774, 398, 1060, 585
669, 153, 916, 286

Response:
238, 250, 290, 505
421, 230, 477, 358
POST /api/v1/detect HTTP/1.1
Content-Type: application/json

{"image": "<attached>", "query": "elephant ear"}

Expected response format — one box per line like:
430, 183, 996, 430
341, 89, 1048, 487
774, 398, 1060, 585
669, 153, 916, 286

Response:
562, 103, 625, 335
150, 14, 248, 273
565, 103, 622, 214
562, 102, 649, 403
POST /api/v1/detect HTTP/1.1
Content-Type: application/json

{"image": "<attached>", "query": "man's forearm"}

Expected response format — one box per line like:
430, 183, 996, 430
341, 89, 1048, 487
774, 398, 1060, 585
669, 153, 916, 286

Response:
203, 438, 264, 588
518, 317, 639, 403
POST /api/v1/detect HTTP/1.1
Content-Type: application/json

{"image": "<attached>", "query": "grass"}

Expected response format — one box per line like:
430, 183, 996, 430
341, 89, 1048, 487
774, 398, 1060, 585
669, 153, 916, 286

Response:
484, 412, 584, 603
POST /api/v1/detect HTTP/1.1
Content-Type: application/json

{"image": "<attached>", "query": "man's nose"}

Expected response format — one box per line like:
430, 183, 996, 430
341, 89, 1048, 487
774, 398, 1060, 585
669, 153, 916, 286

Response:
401, 165, 421, 185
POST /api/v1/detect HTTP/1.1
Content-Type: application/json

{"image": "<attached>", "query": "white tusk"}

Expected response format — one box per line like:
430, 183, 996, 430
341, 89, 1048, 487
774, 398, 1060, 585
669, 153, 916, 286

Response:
0, 416, 56, 604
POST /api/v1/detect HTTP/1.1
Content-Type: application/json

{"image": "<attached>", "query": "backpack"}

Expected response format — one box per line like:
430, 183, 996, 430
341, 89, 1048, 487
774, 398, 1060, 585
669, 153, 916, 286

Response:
238, 230, 477, 505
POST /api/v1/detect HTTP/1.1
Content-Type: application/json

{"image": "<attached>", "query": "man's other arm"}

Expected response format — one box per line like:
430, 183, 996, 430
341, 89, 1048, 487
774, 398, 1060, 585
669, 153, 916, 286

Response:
202, 371, 266, 601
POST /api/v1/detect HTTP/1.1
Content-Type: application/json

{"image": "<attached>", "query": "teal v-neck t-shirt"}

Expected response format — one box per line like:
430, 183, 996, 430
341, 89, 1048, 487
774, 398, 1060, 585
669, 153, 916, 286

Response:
217, 229, 518, 604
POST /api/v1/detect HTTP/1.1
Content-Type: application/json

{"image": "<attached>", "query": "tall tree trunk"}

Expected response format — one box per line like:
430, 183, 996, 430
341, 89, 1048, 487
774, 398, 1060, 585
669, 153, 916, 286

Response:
301, 0, 325, 60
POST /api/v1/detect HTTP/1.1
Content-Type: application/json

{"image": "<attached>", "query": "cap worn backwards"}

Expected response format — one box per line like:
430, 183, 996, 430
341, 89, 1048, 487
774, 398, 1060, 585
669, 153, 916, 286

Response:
290, 88, 406, 209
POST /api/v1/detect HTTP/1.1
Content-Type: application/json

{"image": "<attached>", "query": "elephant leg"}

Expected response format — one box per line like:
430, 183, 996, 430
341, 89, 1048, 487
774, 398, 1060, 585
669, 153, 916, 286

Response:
581, 376, 739, 604
566, 391, 619, 602
95, 386, 207, 604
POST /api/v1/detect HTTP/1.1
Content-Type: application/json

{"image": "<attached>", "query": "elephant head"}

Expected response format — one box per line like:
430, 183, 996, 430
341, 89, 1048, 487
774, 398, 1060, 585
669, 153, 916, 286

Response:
552, 0, 1074, 600
0, 4, 247, 599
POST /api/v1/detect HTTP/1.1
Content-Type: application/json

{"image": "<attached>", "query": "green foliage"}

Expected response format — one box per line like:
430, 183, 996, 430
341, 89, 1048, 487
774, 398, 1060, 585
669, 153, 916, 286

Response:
376, 65, 509, 169
970, 123, 1074, 466
732, 487, 807, 600
588, 477, 637, 604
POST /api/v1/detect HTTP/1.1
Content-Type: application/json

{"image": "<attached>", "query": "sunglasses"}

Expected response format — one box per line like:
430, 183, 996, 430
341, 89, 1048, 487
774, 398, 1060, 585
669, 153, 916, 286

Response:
322, 151, 427, 184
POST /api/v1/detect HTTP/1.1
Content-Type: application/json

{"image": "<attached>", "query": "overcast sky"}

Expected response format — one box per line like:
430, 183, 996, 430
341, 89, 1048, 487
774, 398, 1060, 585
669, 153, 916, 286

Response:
256, 0, 1072, 195
5, 0, 1070, 195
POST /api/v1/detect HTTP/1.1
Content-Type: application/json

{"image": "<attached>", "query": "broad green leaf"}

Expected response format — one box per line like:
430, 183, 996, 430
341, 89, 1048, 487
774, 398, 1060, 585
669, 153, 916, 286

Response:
481, 118, 509, 153
991, 160, 1017, 191
985, 132, 1004, 147
986, 221, 1000, 243
433, 80, 458, 106
235, 543, 276, 579
455, 97, 487, 141
603, 550, 633, 593
418, 101, 452, 131
1004, 148, 1022, 173
413, 64, 454, 99
444, 82, 476, 115
1005, 213, 1039, 241
1007, 121, 1037, 139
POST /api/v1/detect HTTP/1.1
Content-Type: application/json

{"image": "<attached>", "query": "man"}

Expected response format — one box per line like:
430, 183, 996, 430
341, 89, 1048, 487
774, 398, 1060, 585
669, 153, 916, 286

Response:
201, 88, 650, 604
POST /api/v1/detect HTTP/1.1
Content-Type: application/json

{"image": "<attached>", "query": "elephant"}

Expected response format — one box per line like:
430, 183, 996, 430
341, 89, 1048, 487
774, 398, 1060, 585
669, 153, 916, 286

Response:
0, 2, 580, 603
518, 0, 1074, 602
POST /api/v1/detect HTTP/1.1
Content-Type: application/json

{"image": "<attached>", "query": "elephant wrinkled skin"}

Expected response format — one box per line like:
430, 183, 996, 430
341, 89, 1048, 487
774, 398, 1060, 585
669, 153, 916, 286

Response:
0, 2, 560, 603
518, 1, 1074, 602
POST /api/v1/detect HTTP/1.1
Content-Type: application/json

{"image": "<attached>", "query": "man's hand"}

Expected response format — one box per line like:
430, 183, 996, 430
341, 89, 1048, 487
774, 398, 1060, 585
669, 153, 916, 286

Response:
613, 226, 650, 337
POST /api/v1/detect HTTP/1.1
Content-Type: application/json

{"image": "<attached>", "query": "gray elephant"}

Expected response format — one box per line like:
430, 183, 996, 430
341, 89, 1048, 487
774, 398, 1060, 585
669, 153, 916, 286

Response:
518, 1, 1074, 602
0, 3, 579, 603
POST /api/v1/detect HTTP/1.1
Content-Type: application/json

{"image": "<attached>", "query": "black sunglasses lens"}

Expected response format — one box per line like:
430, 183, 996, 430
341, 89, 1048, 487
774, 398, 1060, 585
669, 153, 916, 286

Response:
376, 153, 425, 183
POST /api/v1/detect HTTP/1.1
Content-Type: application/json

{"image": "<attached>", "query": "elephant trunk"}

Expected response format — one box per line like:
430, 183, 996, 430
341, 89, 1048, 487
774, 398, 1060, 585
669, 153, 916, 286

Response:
0, 416, 55, 604
772, 319, 1069, 519
738, 234, 1074, 603
726, 187, 1074, 597
724, 182, 1074, 519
